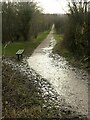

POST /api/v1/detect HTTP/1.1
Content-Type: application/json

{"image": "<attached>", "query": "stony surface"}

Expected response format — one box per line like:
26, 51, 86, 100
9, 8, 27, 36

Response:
27, 25, 88, 118
2, 57, 88, 119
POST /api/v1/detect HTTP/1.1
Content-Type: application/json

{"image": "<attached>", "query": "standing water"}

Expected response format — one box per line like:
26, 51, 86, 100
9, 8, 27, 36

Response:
27, 25, 88, 116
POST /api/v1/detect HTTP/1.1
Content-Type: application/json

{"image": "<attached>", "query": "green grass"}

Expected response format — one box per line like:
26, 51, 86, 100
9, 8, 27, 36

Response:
2, 30, 49, 57
53, 32, 66, 55
54, 32, 63, 43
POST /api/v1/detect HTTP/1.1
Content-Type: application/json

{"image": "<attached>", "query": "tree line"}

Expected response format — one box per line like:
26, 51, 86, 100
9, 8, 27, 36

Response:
2, 1, 90, 66
55, 1, 90, 65
2, 2, 53, 43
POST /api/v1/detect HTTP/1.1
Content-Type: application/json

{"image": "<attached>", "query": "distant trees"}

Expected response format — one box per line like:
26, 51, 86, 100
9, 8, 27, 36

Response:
2, 1, 52, 43
54, 14, 68, 34
2, 2, 34, 43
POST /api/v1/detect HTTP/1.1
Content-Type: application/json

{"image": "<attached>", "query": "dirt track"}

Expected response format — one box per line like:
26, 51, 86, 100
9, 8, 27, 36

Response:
32, 24, 55, 55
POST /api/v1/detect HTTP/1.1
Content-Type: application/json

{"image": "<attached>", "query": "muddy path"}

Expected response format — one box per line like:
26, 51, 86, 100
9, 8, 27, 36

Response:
27, 25, 88, 117
2, 25, 88, 119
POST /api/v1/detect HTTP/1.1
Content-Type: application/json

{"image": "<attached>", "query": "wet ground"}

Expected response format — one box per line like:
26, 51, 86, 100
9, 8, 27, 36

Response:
27, 25, 88, 117
2, 25, 88, 119
2, 57, 88, 119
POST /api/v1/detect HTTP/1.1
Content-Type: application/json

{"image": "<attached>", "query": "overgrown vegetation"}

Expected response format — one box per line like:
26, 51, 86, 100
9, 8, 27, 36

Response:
54, 1, 90, 70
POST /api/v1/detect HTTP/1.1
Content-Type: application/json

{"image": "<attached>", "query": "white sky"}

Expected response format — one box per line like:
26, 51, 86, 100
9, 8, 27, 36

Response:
34, 0, 68, 14
0, 0, 69, 14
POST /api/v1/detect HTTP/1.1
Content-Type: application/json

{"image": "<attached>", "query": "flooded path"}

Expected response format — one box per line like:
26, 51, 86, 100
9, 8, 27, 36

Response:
27, 25, 88, 116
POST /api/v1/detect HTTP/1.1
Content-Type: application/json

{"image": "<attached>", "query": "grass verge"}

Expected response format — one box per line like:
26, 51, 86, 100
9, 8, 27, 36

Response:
2, 30, 49, 58
53, 32, 89, 71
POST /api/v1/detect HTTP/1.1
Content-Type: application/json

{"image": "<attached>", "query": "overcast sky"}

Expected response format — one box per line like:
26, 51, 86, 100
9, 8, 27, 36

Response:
34, 0, 68, 14
0, 0, 69, 14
